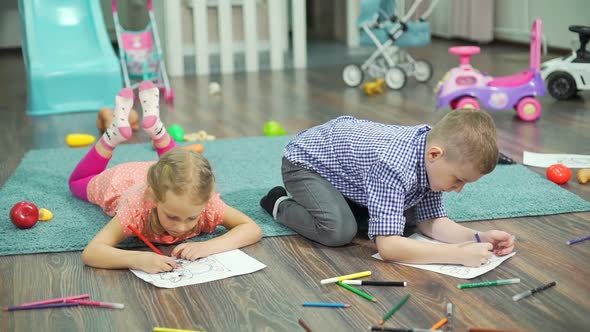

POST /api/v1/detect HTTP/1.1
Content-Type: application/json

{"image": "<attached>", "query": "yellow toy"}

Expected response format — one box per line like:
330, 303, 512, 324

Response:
38, 208, 53, 221
66, 133, 95, 147
577, 169, 590, 184
363, 78, 386, 95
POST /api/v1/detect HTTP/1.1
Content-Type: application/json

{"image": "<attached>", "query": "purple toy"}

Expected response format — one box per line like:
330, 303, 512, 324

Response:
435, 19, 545, 122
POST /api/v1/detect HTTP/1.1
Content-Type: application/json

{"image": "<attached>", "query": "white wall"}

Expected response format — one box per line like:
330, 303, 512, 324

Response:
431, 0, 590, 49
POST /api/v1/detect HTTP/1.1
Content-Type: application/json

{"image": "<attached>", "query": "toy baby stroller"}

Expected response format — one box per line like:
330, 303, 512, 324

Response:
112, 0, 174, 102
343, 0, 439, 90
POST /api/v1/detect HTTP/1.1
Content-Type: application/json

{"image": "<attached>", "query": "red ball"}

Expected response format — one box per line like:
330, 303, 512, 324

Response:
10, 201, 39, 229
546, 164, 572, 185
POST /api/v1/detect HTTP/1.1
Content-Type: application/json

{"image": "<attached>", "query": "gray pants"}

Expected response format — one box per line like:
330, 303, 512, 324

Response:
278, 158, 416, 246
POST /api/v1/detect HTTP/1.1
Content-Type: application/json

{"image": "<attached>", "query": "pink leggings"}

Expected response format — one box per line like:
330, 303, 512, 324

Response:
69, 139, 177, 201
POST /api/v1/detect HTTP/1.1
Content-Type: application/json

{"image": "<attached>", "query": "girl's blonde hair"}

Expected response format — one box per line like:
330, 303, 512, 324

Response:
145, 149, 215, 234
427, 108, 498, 174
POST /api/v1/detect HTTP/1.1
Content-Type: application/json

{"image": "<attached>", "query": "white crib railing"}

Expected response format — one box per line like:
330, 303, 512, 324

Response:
162, 0, 307, 76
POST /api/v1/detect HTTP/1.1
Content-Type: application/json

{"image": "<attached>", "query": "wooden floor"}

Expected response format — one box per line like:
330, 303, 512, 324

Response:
1, 40, 589, 332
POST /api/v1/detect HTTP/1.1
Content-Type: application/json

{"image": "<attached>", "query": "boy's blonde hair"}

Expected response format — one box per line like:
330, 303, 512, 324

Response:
145, 149, 215, 234
427, 108, 498, 174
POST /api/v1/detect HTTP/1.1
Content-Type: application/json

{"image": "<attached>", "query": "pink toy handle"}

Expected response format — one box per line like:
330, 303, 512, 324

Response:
530, 19, 542, 71
112, 0, 152, 12
449, 46, 481, 66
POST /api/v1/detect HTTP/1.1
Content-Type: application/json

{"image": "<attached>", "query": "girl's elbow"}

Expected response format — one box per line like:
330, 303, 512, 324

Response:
252, 224, 263, 242
81, 247, 92, 266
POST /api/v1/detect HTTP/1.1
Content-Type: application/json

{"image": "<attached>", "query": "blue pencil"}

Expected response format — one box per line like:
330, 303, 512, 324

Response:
302, 302, 351, 308
2, 302, 80, 311
566, 234, 590, 245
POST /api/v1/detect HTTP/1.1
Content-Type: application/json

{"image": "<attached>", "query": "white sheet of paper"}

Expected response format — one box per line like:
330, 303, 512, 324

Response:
523, 151, 590, 168
130, 249, 266, 288
372, 233, 516, 279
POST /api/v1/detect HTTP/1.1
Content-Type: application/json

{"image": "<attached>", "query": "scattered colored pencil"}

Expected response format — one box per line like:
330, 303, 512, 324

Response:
1, 302, 80, 311
458, 278, 521, 289
430, 317, 448, 330
153, 328, 206, 332
566, 234, 590, 245
512, 281, 557, 301
128, 225, 164, 255
302, 302, 351, 308
18, 293, 89, 307
368, 327, 443, 332
298, 318, 314, 332
342, 280, 406, 287
336, 281, 378, 302
66, 299, 125, 309
468, 328, 529, 332
320, 271, 372, 285
379, 294, 411, 325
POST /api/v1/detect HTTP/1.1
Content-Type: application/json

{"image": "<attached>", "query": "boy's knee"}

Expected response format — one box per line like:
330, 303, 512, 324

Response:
319, 221, 357, 247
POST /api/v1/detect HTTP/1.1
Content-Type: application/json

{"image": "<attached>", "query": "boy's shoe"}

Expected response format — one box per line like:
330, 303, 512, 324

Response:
498, 152, 516, 164
260, 186, 288, 216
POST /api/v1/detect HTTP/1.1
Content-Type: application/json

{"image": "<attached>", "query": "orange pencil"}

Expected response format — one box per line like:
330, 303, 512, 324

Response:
127, 225, 164, 255
431, 317, 448, 330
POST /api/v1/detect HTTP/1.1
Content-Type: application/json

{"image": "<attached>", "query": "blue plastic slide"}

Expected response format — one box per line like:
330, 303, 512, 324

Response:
19, 0, 123, 116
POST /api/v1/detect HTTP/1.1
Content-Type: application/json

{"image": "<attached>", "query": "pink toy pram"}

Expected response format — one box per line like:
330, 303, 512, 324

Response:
112, 0, 174, 102
435, 19, 545, 121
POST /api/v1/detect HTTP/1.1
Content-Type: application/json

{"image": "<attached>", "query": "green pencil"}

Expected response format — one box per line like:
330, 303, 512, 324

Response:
379, 294, 410, 325
457, 278, 521, 289
336, 281, 377, 302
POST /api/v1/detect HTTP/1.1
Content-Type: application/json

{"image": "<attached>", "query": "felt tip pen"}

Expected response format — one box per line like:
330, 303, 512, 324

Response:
446, 302, 453, 331
320, 271, 372, 285
566, 234, 590, 245
458, 278, 521, 289
368, 327, 443, 332
512, 281, 557, 301
342, 280, 407, 287
66, 299, 125, 309
302, 302, 351, 308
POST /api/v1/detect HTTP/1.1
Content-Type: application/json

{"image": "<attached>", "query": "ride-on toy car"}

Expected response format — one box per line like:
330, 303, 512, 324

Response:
435, 19, 545, 122
541, 25, 590, 100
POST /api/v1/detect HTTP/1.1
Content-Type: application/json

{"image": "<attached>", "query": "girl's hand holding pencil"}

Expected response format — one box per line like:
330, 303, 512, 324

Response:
134, 251, 178, 273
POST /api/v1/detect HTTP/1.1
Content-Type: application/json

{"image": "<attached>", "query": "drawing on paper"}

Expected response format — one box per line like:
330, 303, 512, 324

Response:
156, 257, 231, 284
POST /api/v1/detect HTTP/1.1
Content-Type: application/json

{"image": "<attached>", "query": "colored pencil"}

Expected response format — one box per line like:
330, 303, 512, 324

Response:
320, 270, 371, 285
2, 302, 80, 311
379, 294, 411, 325
468, 328, 528, 332
302, 302, 351, 308
18, 293, 89, 307
66, 299, 125, 309
128, 225, 164, 255
458, 278, 521, 289
342, 280, 406, 287
566, 234, 590, 245
153, 328, 206, 332
298, 318, 314, 332
430, 317, 448, 330
512, 281, 557, 301
336, 281, 378, 302
368, 327, 443, 332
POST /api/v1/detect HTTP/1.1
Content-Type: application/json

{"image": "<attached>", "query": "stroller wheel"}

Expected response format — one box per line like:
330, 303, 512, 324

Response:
164, 88, 175, 103
385, 67, 407, 90
343, 65, 364, 87
414, 60, 433, 83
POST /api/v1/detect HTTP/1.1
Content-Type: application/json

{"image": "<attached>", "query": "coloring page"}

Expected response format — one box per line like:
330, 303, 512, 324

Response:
372, 233, 516, 279
130, 249, 266, 288
523, 151, 590, 168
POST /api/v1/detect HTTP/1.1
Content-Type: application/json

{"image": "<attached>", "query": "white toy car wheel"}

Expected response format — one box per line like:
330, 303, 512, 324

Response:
414, 60, 433, 82
546, 71, 578, 100
342, 65, 364, 87
385, 67, 407, 90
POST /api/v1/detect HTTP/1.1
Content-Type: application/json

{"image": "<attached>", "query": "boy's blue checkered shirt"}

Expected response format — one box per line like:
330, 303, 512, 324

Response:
284, 116, 447, 239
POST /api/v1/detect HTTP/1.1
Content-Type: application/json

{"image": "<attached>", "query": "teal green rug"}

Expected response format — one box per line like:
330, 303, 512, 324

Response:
1, 136, 589, 256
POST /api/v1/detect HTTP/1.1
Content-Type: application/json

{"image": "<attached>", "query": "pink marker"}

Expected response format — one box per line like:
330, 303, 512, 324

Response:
19, 294, 90, 307
66, 299, 125, 309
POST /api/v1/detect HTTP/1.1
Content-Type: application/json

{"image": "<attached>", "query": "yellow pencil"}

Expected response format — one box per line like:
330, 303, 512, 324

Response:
153, 327, 206, 332
431, 317, 448, 330
320, 271, 371, 285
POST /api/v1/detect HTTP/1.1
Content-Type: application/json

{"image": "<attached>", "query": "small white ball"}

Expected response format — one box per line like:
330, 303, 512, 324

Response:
208, 82, 221, 95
